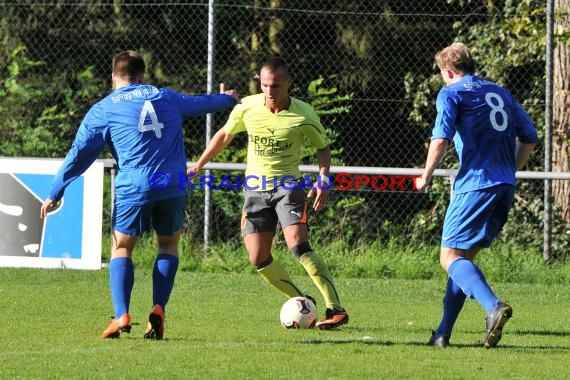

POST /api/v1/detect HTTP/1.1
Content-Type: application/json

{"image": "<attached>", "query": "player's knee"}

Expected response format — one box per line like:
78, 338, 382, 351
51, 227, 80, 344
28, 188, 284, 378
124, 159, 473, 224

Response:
290, 241, 312, 259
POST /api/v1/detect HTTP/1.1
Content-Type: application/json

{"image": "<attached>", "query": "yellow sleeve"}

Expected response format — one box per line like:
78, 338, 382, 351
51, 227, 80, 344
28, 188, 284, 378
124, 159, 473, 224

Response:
300, 105, 328, 149
223, 105, 246, 135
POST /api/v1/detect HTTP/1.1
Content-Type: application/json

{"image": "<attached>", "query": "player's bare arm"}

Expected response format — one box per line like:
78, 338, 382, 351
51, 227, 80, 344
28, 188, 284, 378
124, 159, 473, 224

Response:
308, 146, 331, 211
515, 142, 536, 170
416, 138, 449, 192
186, 128, 235, 176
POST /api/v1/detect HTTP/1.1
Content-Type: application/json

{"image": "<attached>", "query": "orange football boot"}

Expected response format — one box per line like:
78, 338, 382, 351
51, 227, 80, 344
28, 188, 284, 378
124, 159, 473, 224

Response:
100, 313, 132, 339
315, 308, 349, 330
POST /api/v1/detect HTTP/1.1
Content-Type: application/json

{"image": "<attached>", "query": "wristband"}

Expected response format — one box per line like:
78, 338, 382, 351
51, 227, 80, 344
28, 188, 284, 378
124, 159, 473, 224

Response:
318, 174, 331, 186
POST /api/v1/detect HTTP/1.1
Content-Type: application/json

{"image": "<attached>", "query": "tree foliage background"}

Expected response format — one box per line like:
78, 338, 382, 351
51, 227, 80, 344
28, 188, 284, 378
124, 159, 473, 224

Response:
0, 0, 567, 259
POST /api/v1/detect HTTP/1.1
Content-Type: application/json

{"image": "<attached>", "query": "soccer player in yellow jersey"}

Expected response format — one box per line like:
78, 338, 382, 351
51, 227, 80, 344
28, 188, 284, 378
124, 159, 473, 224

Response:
188, 57, 348, 329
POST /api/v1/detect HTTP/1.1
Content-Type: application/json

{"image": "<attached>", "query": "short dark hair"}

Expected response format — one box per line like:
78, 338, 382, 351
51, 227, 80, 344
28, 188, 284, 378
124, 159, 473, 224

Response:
435, 42, 476, 75
261, 57, 290, 76
113, 50, 145, 82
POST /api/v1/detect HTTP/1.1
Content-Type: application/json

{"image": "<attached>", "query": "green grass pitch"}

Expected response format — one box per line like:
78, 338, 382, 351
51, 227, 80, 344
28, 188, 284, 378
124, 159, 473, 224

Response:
1, 269, 568, 379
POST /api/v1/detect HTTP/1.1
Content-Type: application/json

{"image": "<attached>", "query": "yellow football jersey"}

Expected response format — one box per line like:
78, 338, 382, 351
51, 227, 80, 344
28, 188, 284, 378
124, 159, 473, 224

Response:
223, 93, 328, 190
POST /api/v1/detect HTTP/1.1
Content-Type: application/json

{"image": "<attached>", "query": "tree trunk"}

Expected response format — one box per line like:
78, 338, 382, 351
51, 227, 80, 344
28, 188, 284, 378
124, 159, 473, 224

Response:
113, 0, 125, 33
248, 0, 284, 95
554, 0, 570, 223
268, 0, 284, 55
248, 0, 262, 95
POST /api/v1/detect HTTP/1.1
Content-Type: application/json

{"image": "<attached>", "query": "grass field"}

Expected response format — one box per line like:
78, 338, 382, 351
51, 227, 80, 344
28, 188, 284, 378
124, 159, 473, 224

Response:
1, 268, 569, 379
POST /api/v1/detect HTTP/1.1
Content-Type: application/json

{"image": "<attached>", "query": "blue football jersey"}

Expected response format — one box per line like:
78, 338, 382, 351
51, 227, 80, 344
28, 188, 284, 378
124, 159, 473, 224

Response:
49, 84, 237, 205
431, 75, 538, 193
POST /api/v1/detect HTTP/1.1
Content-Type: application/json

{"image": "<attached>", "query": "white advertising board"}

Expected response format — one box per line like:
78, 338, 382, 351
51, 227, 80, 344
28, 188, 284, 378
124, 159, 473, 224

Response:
0, 158, 103, 269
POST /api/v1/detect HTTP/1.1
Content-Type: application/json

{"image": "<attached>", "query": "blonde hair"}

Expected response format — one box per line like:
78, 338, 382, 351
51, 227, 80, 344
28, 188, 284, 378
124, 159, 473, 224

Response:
435, 42, 475, 75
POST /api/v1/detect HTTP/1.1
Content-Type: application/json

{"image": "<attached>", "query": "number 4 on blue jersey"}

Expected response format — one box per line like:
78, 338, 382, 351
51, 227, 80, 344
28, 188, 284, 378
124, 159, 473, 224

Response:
138, 100, 164, 138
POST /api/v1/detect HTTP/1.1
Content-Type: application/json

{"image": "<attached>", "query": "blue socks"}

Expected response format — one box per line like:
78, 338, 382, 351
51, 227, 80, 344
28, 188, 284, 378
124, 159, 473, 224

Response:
448, 257, 498, 314
109, 254, 179, 318
152, 253, 179, 312
436, 278, 466, 335
109, 257, 134, 318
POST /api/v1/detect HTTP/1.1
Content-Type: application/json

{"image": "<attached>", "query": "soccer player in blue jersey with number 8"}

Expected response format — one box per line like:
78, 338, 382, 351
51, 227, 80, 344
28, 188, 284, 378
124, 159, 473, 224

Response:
40, 51, 238, 339
415, 42, 538, 348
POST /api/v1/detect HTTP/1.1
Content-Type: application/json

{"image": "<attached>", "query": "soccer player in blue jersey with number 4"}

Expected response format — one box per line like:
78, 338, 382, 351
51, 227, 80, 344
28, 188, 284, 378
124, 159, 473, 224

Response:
40, 51, 238, 339
415, 42, 538, 348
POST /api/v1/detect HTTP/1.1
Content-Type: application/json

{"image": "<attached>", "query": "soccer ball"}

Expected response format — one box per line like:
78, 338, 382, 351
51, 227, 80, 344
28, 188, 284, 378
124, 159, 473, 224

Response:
279, 296, 317, 329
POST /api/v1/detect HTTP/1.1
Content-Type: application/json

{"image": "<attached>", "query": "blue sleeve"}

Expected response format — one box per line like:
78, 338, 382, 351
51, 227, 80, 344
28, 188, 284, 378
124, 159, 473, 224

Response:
514, 102, 539, 144
49, 103, 107, 201
167, 91, 238, 117
431, 89, 456, 141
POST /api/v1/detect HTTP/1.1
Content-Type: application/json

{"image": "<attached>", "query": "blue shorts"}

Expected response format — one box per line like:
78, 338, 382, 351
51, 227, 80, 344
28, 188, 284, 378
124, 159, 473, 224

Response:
441, 184, 515, 249
112, 196, 187, 237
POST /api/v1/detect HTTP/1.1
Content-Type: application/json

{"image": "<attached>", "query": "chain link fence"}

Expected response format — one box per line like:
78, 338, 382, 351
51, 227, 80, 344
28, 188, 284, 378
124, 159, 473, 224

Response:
2, 1, 568, 257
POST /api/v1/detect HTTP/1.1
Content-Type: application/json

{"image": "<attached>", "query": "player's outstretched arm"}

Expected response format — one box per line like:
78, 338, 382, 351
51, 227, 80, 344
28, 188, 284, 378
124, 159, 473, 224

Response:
187, 128, 235, 176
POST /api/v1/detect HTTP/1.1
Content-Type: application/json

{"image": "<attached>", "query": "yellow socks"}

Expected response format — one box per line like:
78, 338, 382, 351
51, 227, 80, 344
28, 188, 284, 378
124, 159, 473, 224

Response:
300, 251, 343, 310
257, 259, 304, 298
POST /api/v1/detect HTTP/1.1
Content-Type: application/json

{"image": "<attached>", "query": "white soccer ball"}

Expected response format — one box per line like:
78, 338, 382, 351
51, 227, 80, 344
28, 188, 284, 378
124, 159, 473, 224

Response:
279, 296, 317, 329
